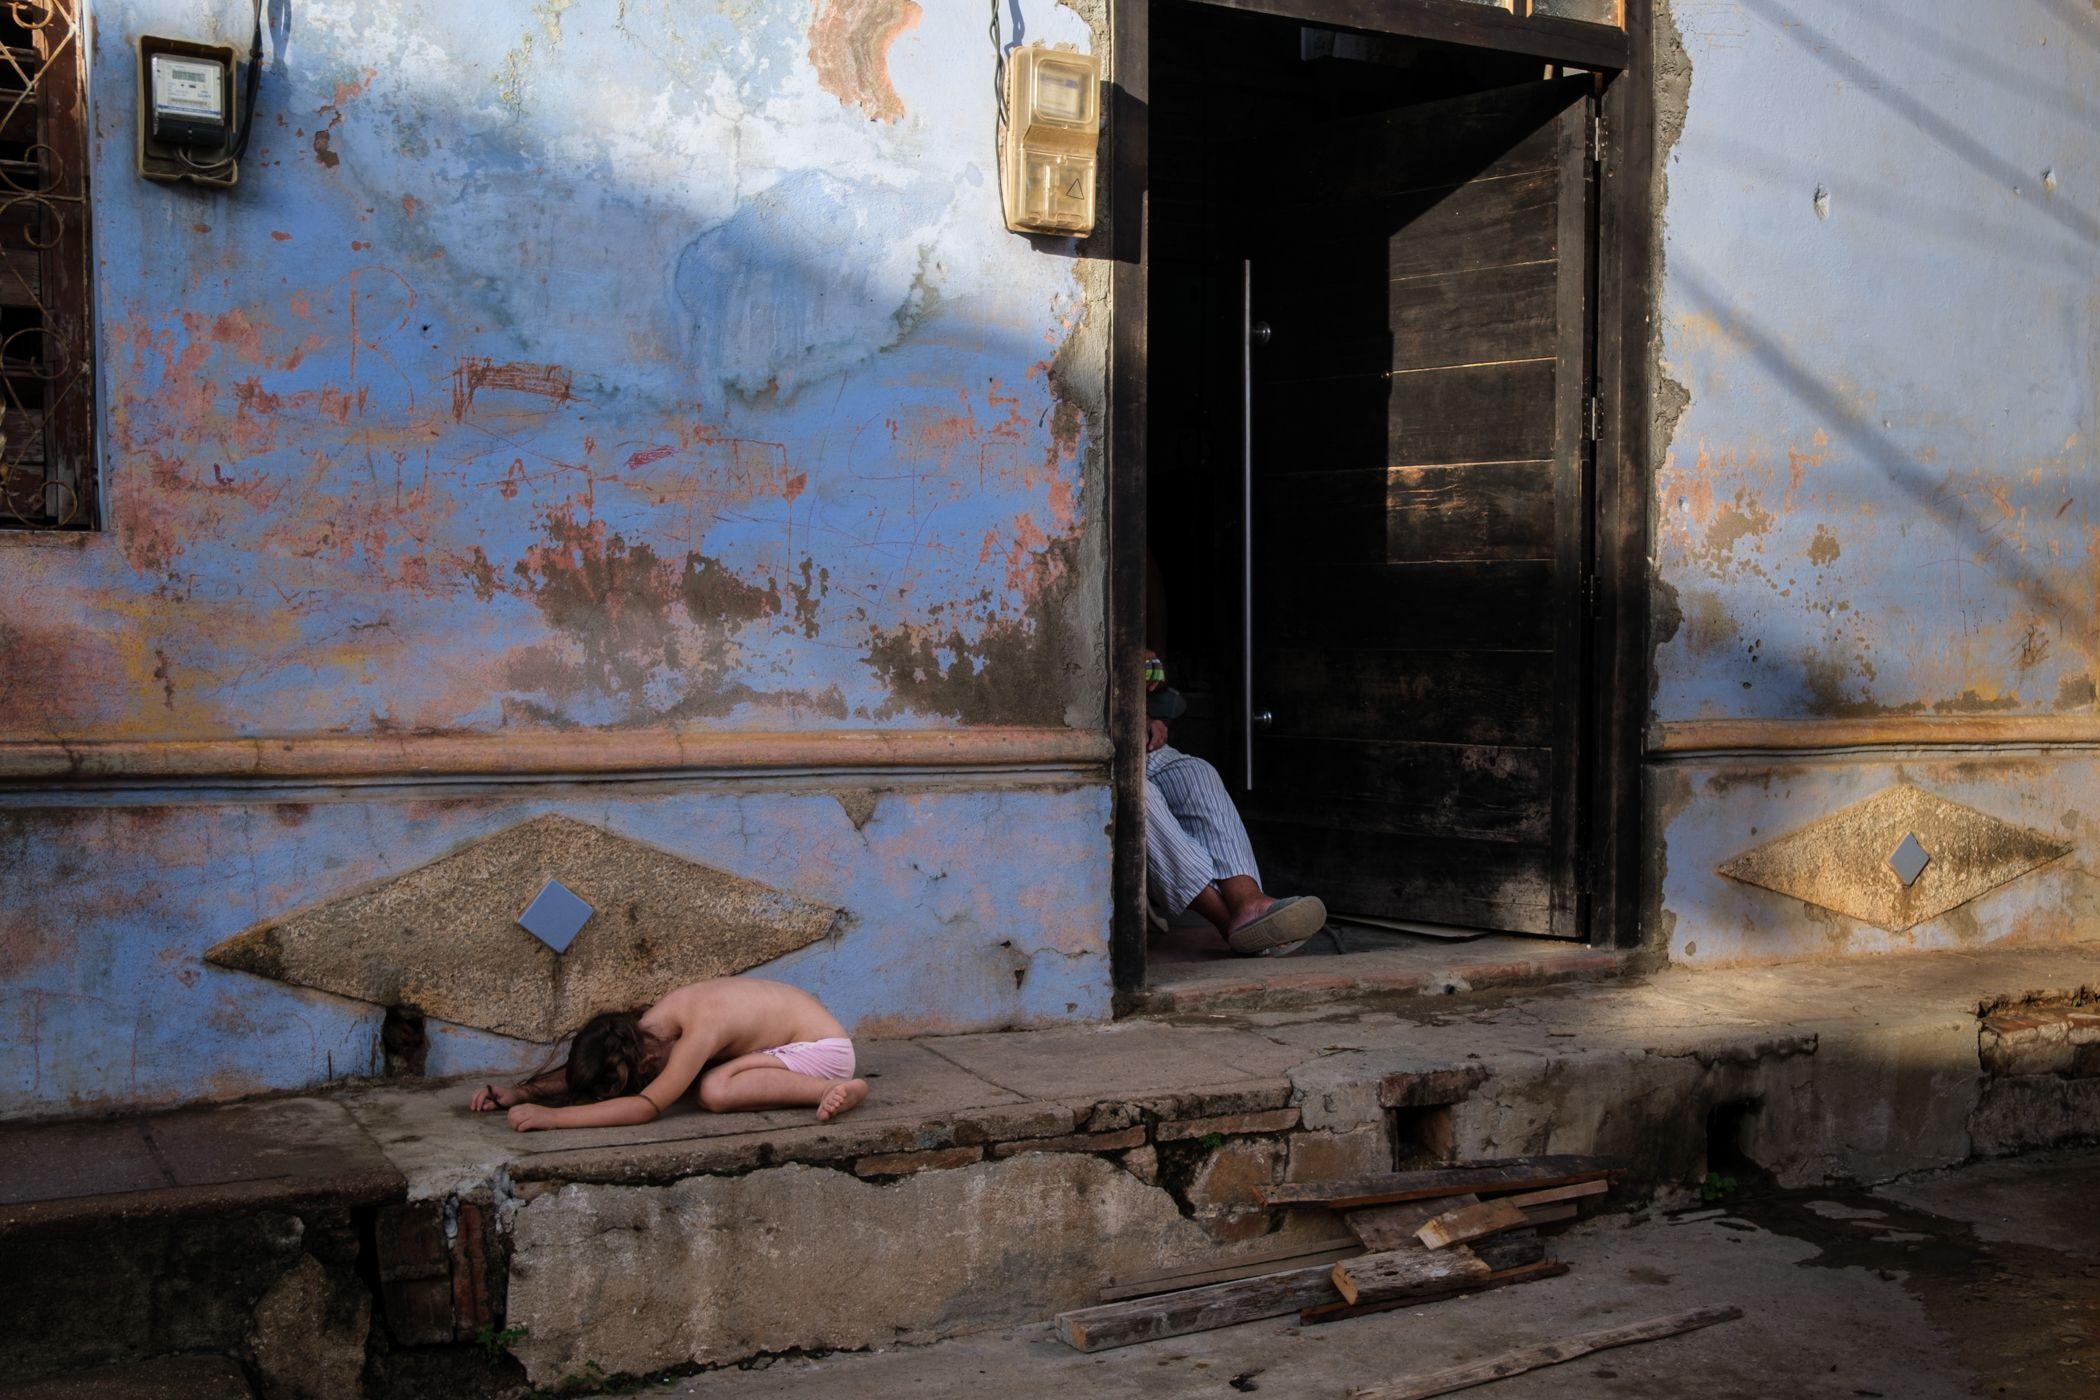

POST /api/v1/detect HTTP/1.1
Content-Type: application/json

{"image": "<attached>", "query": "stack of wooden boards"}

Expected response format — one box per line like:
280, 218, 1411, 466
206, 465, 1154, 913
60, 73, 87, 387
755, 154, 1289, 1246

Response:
1055, 1155, 1613, 1353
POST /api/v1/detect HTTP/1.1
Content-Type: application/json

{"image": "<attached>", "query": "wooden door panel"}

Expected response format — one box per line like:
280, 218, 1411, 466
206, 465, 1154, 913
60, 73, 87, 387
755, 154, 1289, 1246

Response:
1256, 562, 1555, 651
1294, 81, 1583, 197
1247, 736, 1552, 844
1256, 647, 1555, 748
1269, 171, 1562, 292
1253, 359, 1556, 470
1250, 821, 1554, 935
1391, 260, 1559, 369
1262, 461, 1554, 564
1262, 259, 1559, 383
1244, 74, 1594, 936
1390, 359, 1557, 465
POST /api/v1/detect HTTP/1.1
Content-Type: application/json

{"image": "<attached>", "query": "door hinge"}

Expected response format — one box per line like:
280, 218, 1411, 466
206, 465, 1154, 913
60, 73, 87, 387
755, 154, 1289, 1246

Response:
1590, 113, 1606, 165
1584, 394, 1603, 442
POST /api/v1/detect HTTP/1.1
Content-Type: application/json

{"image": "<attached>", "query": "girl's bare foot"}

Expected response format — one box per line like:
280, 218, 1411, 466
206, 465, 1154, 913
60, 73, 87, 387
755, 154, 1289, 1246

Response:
816, 1078, 869, 1122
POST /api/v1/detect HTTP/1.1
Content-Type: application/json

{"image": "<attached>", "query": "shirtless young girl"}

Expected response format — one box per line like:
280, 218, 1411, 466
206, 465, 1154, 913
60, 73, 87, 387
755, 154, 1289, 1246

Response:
466, 977, 869, 1132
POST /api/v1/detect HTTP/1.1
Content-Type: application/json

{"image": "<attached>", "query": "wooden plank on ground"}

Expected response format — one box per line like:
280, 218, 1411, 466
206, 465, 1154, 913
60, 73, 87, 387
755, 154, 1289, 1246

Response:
1471, 1230, 1544, 1272
1520, 1201, 1579, 1226
1497, 1179, 1609, 1209
1346, 1305, 1746, 1399
1346, 1196, 1479, 1251
1418, 1198, 1530, 1250
1057, 1262, 1344, 1352
1302, 1260, 1568, 1326
1263, 1157, 1613, 1210
1331, 1247, 1494, 1306
1098, 1237, 1361, 1302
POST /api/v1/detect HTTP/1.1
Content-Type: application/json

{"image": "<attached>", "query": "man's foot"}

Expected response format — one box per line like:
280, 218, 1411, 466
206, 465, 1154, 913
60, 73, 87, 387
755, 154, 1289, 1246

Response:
1224, 892, 1278, 935
1226, 896, 1327, 955
817, 1078, 869, 1122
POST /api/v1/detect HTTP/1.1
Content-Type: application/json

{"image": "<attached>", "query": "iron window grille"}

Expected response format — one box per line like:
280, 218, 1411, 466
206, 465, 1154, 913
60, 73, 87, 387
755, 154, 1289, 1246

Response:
0, 0, 91, 531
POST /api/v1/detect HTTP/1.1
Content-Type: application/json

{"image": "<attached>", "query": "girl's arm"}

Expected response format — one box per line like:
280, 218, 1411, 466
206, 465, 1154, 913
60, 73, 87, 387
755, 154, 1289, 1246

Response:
507, 1095, 662, 1130
506, 1028, 718, 1132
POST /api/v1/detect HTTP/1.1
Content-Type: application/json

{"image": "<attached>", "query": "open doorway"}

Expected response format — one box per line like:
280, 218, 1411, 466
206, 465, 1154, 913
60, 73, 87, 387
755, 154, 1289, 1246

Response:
1140, 2, 1607, 972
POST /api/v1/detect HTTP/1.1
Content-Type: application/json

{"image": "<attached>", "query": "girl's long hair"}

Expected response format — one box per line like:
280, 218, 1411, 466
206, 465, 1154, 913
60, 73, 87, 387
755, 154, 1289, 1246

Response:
517, 1006, 653, 1103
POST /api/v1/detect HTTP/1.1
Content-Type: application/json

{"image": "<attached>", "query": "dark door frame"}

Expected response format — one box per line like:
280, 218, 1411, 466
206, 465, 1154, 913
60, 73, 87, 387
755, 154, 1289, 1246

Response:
1106, 0, 1656, 999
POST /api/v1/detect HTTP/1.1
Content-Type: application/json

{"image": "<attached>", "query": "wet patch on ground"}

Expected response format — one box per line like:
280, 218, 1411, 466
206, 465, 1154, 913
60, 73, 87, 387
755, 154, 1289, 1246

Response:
1726, 1152, 2100, 1399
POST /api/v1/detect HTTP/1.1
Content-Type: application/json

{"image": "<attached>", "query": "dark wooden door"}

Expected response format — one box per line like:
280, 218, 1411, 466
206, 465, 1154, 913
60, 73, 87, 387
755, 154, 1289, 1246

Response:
1243, 77, 1597, 938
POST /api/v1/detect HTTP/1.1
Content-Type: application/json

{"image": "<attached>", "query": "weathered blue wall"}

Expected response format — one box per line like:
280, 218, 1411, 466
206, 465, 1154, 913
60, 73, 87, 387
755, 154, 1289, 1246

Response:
0, 0, 1114, 1117
1652, 0, 2100, 962
0, 783, 1111, 1118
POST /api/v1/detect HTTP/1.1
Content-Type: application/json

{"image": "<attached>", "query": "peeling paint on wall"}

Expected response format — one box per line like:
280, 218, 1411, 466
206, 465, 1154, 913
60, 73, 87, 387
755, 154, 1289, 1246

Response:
2, 0, 1102, 742
1653, 0, 2100, 723
0, 783, 1113, 1119
808, 0, 925, 123
0, 0, 1111, 1118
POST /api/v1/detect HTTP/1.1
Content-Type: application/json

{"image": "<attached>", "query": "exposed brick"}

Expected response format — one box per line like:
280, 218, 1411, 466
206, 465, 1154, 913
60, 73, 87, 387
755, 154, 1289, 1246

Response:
854, 1146, 983, 1178
949, 1102, 1079, 1147
1081, 1100, 1142, 1133
989, 1127, 1147, 1159
1127, 1081, 1295, 1122
373, 1201, 453, 1346
1185, 1138, 1285, 1212
1285, 1126, 1392, 1183
1980, 1007, 2100, 1078
1198, 1208, 1278, 1244
1379, 1064, 1492, 1109
1157, 1108, 1301, 1142
449, 1199, 497, 1337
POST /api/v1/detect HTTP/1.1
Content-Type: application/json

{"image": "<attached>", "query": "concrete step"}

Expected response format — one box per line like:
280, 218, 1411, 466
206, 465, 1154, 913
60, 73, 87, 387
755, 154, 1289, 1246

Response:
3, 941, 2096, 1393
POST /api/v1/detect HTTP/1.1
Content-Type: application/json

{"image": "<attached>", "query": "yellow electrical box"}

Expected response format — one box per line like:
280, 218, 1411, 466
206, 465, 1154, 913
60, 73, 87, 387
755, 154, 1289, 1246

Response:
1001, 45, 1100, 236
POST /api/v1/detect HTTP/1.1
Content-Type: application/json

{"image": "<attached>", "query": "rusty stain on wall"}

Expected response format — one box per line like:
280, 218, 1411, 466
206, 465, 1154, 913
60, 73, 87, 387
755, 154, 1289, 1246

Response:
0, 0, 1112, 1119
809, 0, 924, 122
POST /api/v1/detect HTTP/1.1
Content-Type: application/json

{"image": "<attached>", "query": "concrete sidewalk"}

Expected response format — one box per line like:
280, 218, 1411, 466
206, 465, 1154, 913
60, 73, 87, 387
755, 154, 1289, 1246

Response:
3, 939, 2097, 1392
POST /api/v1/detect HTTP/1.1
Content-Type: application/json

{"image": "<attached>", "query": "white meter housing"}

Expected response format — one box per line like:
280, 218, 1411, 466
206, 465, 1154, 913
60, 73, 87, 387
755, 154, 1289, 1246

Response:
1001, 46, 1101, 236
149, 51, 229, 147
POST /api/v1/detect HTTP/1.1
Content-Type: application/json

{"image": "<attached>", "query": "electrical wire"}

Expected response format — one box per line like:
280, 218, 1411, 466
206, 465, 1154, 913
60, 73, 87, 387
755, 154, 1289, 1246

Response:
227, 0, 265, 163
171, 0, 265, 177
989, 0, 1007, 128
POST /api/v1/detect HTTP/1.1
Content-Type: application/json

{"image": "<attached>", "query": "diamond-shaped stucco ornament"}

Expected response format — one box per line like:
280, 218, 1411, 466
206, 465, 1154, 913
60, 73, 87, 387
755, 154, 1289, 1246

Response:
1717, 785, 2068, 933
206, 815, 844, 1042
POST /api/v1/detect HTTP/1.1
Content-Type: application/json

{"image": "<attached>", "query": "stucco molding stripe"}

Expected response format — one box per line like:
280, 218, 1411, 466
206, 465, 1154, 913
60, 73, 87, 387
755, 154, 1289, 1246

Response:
1650, 717, 2100, 756
0, 727, 1114, 784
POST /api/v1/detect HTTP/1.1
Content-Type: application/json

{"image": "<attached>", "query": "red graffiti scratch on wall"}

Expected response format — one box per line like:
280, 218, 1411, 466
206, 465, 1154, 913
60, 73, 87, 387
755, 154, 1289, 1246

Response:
450, 357, 577, 421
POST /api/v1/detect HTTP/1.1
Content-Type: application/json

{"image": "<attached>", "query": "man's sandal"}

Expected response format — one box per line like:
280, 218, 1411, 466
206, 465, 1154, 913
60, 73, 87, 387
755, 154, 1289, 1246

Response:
1226, 896, 1327, 956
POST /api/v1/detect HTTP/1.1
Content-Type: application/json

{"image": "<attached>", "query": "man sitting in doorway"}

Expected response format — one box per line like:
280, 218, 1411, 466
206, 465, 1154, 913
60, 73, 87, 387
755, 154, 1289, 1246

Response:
1145, 653, 1328, 956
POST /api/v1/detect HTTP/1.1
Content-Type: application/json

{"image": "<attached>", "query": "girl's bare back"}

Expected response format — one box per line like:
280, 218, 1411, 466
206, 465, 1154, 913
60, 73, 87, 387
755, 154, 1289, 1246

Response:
642, 977, 845, 1058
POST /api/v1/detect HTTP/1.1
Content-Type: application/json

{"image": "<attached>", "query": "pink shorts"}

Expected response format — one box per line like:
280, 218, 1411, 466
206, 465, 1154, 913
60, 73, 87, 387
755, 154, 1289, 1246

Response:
760, 1036, 856, 1081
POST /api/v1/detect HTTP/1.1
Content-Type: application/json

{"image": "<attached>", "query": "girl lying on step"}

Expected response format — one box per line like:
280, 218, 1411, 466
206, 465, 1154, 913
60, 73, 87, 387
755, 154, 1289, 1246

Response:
467, 977, 868, 1132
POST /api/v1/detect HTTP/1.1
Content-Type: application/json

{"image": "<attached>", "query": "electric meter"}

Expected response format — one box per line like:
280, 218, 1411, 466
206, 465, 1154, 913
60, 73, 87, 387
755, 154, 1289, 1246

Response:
137, 35, 245, 187
1000, 46, 1101, 236
149, 52, 230, 147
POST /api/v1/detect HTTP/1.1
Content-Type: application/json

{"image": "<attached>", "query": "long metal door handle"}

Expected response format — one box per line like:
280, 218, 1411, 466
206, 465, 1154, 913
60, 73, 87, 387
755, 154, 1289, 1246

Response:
1241, 260, 1256, 792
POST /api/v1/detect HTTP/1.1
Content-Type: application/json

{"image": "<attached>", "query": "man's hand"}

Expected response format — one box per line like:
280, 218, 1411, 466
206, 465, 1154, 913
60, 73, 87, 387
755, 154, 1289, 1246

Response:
1146, 718, 1169, 753
507, 1102, 557, 1132
469, 1083, 526, 1112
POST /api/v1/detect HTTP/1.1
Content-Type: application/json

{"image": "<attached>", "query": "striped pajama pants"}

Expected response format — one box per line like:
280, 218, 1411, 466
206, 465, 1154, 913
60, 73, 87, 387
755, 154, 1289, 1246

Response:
1146, 745, 1262, 915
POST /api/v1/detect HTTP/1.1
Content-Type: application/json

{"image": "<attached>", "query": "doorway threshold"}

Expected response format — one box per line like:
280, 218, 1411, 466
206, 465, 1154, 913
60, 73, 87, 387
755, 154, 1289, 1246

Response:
1131, 922, 1628, 1017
